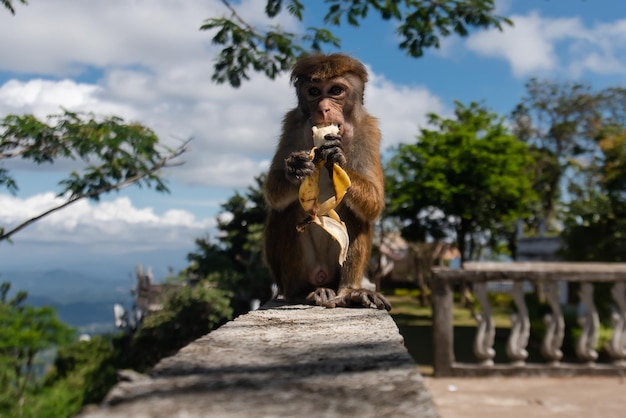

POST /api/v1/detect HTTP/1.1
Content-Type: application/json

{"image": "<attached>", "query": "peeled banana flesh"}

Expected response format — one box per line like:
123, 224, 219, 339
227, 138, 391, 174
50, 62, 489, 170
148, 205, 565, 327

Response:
297, 124, 351, 265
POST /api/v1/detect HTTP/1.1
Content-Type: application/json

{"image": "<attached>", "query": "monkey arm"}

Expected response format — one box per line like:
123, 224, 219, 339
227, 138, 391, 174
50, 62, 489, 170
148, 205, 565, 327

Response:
264, 166, 300, 211
341, 167, 384, 222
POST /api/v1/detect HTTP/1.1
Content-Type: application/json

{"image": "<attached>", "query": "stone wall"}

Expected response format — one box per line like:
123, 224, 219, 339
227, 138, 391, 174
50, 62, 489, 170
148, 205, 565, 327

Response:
77, 301, 439, 418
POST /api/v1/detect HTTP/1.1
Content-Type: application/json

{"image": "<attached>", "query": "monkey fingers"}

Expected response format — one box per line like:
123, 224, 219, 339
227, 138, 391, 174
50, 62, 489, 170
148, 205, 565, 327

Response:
305, 287, 337, 307
319, 137, 346, 167
327, 289, 392, 311
285, 151, 316, 184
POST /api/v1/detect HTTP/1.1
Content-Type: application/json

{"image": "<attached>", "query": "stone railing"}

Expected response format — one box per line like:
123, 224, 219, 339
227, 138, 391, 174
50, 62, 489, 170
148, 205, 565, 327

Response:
431, 262, 626, 377
78, 302, 439, 418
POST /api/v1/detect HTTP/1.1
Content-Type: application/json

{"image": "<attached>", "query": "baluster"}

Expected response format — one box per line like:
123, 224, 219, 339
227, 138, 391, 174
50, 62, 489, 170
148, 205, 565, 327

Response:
506, 281, 530, 365
576, 282, 599, 364
541, 281, 565, 365
472, 282, 496, 366
606, 281, 626, 366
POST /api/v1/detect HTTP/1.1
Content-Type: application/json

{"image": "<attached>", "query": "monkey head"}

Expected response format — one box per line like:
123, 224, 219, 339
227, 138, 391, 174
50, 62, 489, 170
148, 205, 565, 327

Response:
291, 53, 369, 141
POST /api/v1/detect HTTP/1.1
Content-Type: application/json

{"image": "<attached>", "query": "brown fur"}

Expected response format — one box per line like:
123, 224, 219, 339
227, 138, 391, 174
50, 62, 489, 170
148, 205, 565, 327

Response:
263, 53, 389, 310
290, 53, 368, 86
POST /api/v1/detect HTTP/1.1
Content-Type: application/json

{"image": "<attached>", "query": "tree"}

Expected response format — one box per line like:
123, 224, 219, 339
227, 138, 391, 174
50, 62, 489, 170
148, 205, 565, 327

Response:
21, 284, 234, 417
560, 88, 626, 262
511, 78, 601, 233
186, 175, 272, 314
0, 282, 74, 417
0, 110, 189, 242
386, 101, 537, 261
124, 285, 233, 371
202, 0, 512, 87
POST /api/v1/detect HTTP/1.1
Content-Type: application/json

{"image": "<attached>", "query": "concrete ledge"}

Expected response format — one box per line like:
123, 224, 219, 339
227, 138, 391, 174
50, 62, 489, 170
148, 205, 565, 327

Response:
78, 302, 439, 418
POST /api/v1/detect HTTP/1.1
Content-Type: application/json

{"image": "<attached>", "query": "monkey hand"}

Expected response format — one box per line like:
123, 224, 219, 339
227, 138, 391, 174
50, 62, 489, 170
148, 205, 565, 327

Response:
285, 151, 316, 184
318, 134, 347, 168
325, 289, 391, 311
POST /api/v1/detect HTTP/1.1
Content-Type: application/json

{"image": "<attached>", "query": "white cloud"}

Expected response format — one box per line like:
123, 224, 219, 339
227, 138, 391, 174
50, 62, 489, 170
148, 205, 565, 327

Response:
0, 63, 441, 192
0, 0, 448, 237
0, 192, 215, 250
466, 11, 626, 78
466, 12, 574, 77
0, 0, 298, 77
367, 73, 446, 150
0, 79, 136, 119
567, 19, 626, 77
0, 0, 448, 277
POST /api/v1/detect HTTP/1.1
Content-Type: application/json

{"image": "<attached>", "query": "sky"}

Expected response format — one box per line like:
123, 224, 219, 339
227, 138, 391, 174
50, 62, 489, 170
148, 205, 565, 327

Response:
1, 0, 625, 280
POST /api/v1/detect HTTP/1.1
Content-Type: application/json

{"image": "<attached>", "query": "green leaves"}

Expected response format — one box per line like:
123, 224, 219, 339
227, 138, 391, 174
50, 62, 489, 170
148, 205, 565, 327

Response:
203, 0, 511, 87
202, 17, 304, 87
265, 0, 304, 18
1, 0, 27, 15
0, 282, 74, 416
0, 110, 189, 242
186, 175, 272, 314
386, 101, 537, 259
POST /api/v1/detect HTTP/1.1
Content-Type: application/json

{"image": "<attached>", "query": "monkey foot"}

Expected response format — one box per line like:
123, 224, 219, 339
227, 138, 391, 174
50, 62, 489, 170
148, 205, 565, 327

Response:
305, 287, 337, 306
327, 289, 391, 311
306, 288, 391, 311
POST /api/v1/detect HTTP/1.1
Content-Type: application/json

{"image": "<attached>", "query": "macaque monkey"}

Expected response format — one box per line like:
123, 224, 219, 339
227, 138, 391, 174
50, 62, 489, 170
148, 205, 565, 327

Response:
263, 53, 390, 310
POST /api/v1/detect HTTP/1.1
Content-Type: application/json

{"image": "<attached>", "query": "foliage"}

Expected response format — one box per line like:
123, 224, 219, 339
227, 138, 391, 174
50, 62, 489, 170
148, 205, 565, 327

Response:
14, 335, 122, 418
202, 0, 512, 87
0, 110, 189, 242
511, 78, 602, 233
560, 92, 626, 262
386, 101, 537, 261
0, 281, 74, 417
124, 285, 233, 372
511, 81, 626, 263
561, 192, 626, 262
1, 0, 26, 15
186, 175, 273, 315
9, 283, 233, 417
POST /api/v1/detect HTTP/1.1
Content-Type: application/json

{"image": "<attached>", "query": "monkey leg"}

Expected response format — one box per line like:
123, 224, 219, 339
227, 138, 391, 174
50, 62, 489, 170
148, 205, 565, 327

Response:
264, 203, 341, 301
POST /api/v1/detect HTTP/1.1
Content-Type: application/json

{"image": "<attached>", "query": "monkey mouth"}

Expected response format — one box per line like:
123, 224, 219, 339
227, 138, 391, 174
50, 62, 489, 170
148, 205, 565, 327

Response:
315, 122, 341, 129
313, 122, 342, 136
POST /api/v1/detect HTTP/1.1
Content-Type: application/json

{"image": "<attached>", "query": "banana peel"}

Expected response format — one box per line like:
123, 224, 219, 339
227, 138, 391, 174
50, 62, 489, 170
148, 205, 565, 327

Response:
297, 124, 351, 265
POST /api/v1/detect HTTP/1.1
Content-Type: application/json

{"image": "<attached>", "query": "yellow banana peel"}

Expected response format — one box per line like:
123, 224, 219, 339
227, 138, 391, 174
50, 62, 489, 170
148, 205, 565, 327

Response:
297, 124, 351, 265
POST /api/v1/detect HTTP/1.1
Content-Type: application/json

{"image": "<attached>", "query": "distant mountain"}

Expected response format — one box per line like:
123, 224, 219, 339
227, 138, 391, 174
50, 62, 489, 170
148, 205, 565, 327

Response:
1, 268, 136, 333
2, 268, 132, 304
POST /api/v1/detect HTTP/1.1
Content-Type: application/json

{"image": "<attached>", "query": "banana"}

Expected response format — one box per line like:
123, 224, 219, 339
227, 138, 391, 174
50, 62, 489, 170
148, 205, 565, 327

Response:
297, 124, 351, 265
311, 124, 340, 147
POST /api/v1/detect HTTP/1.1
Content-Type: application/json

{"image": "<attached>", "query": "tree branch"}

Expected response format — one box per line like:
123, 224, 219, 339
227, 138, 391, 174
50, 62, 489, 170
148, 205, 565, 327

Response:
220, 0, 256, 31
0, 139, 190, 243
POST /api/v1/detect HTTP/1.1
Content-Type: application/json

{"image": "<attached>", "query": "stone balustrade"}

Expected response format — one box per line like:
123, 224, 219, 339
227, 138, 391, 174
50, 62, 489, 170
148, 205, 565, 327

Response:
432, 262, 626, 376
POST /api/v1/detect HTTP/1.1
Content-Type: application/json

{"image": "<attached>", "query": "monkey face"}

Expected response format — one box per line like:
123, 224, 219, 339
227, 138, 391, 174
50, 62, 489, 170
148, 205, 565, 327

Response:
299, 77, 356, 134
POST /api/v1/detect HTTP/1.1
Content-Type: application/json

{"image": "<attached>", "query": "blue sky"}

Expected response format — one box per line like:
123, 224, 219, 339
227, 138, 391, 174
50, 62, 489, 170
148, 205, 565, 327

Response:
1, 0, 625, 279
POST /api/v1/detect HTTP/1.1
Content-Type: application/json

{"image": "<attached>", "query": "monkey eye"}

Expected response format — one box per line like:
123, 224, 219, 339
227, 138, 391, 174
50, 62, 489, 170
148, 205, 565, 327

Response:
307, 87, 321, 97
329, 86, 344, 96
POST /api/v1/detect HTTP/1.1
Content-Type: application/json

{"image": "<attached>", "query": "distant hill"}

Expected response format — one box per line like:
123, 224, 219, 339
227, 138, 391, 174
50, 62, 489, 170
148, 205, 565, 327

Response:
2, 268, 132, 303
1, 268, 135, 333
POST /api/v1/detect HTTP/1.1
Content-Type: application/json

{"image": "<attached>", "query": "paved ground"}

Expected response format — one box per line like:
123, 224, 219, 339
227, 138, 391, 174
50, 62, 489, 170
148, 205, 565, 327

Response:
423, 376, 626, 418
